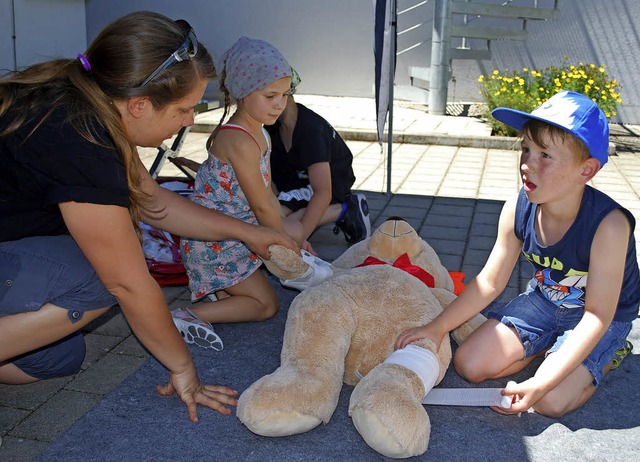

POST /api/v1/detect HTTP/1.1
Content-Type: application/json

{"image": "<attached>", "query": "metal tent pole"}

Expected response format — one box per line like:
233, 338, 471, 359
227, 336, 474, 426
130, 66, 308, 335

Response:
428, 0, 451, 115
386, 0, 397, 195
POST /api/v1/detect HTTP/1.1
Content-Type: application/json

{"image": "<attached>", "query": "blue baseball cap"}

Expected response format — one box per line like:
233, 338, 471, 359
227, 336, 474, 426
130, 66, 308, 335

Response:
491, 90, 609, 167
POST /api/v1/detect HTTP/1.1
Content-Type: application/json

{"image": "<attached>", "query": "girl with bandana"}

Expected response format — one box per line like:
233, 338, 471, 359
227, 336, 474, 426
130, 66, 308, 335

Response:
175, 37, 305, 346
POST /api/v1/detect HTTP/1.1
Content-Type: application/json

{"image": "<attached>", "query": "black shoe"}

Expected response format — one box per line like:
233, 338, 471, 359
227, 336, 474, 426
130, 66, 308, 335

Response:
333, 193, 371, 244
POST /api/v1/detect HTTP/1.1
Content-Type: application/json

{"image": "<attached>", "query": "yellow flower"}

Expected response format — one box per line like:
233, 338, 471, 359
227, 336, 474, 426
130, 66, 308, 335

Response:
493, 70, 499, 75
478, 75, 485, 82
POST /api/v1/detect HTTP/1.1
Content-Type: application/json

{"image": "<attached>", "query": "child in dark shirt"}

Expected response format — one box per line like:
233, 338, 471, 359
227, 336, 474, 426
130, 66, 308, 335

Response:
267, 95, 371, 244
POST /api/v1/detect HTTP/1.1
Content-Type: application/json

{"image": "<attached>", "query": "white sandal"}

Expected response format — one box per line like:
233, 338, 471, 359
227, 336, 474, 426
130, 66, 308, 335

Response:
171, 307, 223, 351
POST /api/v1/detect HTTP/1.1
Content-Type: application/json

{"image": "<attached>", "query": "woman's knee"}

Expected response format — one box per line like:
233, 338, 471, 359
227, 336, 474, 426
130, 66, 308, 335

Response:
13, 332, 86, 380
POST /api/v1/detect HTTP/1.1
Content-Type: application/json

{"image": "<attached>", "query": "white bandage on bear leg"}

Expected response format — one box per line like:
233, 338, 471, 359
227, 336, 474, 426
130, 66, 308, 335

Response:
383, 345, 439, 397
384, 346, 513, 408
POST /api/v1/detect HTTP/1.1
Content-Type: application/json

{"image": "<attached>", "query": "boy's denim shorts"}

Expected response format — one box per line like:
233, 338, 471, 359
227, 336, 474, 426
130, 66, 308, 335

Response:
486, 286, 632, 387
0, 235, 117, 379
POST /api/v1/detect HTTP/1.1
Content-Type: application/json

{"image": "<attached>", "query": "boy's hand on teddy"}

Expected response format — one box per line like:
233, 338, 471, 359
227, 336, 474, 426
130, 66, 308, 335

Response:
394, 323, 445, 351
282, 218, 307, 248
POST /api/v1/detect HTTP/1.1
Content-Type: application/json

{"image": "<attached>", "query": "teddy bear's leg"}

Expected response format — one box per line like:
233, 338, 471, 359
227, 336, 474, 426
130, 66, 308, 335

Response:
348, 346, 441, 458
429, 288, 487, 346
451, 313, 487, 346
237, 292, 355, 437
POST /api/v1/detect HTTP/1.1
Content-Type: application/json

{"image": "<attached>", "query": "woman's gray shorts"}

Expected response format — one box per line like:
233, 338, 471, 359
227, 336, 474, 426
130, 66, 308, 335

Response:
0, 235, 116, 379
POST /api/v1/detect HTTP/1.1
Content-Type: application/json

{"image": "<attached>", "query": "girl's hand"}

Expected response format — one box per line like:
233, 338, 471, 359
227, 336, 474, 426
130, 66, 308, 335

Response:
301, 240, 317, 255
156, 367, 238, 422
394, 323, 445, 351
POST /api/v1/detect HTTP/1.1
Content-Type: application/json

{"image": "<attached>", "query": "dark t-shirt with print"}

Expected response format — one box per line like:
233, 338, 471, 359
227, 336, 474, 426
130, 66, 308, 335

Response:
266, 103, 355, 203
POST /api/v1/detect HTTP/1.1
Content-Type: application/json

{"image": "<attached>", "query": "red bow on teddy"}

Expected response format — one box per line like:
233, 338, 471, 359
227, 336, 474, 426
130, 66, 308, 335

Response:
355, 253, 465, 295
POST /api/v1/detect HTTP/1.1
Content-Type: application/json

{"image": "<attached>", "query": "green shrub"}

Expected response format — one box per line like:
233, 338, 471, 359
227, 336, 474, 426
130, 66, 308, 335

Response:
478, 57, 622, 136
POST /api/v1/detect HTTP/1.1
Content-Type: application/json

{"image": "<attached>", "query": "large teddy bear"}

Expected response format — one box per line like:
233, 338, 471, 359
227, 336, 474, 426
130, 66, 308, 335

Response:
237, 218, 485, 458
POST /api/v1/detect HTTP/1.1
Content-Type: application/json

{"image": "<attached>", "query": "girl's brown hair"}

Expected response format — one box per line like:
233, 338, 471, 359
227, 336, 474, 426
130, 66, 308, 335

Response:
206, 66, 233, 151
0, 11, 215, 225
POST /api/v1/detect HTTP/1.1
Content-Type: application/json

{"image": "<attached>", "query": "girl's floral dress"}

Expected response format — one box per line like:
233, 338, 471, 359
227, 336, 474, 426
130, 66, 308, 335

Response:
180, 124, 271, 301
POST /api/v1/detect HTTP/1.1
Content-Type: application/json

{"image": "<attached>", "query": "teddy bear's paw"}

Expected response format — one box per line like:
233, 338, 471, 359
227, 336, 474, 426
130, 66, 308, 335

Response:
262, 245, 309, 280
237, 365, 343, 436
349, 364, 431, 458
240, 411, 322, 437
351, 407, 430, 458
279, 250, 333, 291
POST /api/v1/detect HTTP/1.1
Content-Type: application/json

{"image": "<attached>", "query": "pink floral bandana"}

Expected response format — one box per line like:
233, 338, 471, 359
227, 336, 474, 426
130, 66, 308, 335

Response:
218, 36, 296, 100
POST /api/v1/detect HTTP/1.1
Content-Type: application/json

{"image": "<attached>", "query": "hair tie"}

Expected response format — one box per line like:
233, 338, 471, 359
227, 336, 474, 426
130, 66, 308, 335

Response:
77, 54, 92, 72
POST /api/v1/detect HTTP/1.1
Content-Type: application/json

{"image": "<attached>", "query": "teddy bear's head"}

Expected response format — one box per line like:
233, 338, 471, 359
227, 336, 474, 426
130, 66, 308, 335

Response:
331, 217, 455, 293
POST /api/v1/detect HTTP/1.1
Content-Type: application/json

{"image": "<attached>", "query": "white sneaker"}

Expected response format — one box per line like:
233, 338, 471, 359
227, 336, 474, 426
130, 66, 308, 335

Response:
280, 250, 333, 291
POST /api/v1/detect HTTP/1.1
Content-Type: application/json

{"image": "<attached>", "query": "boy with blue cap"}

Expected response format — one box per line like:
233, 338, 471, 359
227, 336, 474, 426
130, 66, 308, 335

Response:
396, 90, 640, 417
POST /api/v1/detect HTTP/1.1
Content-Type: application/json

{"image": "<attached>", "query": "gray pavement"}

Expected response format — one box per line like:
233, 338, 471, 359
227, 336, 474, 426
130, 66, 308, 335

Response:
2, 95, 640, 461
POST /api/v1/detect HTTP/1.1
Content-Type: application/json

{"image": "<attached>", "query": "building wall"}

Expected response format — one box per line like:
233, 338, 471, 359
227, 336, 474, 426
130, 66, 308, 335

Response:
84, 0, 376, 99
2, 1, 638, 123
0, 0, 86, 72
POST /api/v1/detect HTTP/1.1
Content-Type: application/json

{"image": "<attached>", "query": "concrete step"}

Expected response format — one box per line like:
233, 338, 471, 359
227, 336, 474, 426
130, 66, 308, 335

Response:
394, 85, 430, 103
449, 1, 559, 21
451, 25, 527, 41
450, 47, 492, 60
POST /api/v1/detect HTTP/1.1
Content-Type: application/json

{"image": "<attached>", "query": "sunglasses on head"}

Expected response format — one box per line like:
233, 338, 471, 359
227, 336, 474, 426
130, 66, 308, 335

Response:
139, 19, 199, 87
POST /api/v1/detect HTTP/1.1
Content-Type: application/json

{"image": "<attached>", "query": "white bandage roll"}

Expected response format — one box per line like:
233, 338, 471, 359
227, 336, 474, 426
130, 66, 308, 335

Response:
422, 388, 512, 408
383, 345, 440, 397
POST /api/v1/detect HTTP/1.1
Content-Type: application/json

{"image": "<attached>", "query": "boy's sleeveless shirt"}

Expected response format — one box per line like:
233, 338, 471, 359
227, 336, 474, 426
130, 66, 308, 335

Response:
514, 186, 640, 321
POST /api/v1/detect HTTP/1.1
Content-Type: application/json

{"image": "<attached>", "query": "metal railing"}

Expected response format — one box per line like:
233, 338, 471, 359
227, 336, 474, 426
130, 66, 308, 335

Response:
391, 0, 559, 114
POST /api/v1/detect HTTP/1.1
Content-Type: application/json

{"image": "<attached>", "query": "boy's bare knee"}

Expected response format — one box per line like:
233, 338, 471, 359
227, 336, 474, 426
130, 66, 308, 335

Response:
531, 394, 569, 418
453, 350, 486, 383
